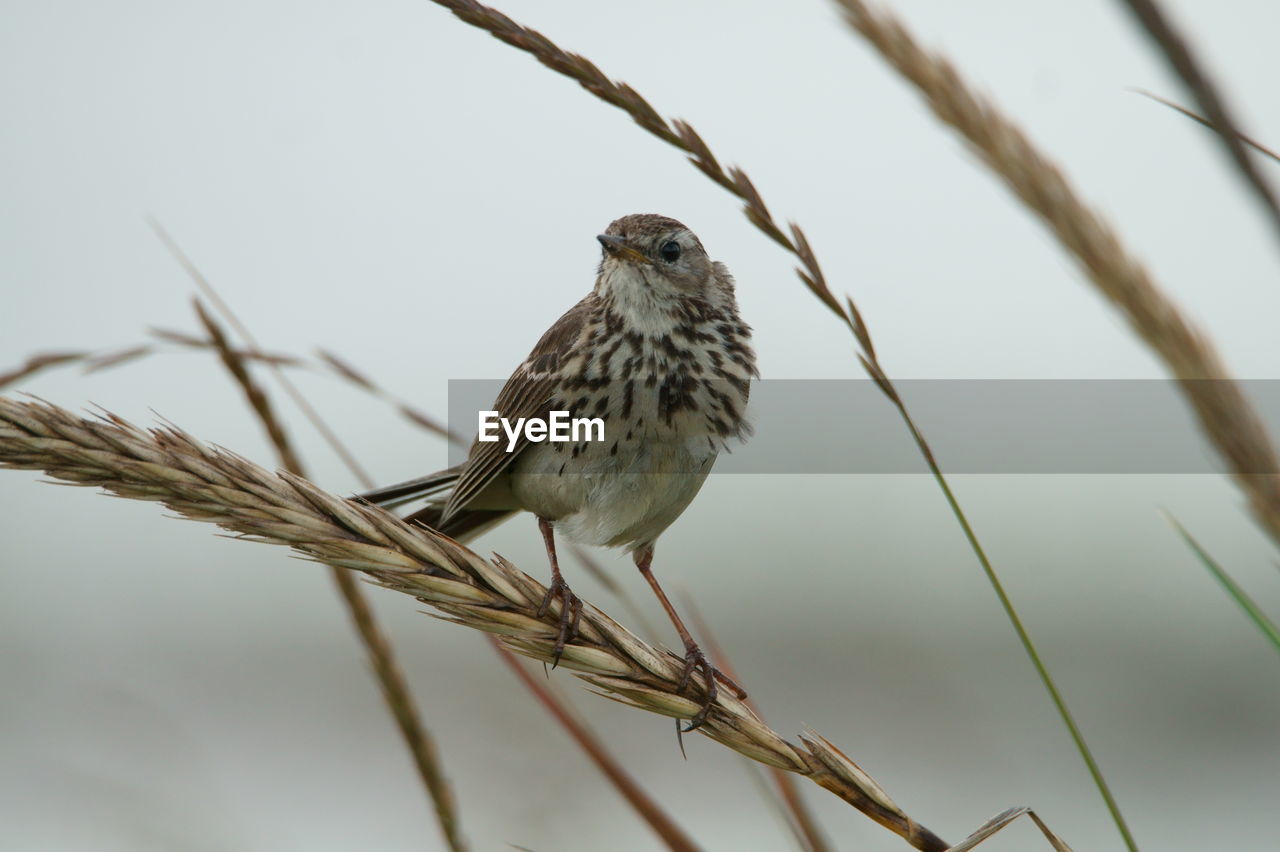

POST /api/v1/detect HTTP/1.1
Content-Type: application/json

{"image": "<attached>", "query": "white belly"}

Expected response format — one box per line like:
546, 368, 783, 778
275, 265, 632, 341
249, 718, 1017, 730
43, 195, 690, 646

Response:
509, 436, 718, 550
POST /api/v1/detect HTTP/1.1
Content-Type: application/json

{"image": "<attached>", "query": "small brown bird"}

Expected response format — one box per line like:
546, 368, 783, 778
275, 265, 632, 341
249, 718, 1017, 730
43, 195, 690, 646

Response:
361, 213, 756, 727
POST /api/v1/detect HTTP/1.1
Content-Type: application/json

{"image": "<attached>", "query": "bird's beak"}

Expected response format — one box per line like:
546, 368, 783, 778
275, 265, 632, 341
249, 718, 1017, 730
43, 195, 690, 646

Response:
597, 234, 651, 265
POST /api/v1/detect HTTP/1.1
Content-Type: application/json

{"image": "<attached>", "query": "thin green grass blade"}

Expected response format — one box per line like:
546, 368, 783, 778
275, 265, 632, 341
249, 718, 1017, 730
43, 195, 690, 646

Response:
1167, 513, 1280, 653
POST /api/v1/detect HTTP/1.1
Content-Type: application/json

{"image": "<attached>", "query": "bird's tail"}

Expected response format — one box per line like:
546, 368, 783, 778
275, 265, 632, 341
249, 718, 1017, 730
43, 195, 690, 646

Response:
357, 465, 516, 543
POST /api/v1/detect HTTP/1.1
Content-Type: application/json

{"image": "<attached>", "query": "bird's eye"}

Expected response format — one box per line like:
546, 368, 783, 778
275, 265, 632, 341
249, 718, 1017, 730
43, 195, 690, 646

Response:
659, 240, 681, 263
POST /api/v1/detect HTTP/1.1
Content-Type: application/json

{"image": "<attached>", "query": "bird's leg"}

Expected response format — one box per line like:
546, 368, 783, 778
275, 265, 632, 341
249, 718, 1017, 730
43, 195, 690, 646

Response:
634, 544, 747, 731
534, 516, 582, 664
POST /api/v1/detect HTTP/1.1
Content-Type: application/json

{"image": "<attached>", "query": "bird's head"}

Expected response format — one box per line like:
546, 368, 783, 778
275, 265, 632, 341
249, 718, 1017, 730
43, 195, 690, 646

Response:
595, 213, 715, 299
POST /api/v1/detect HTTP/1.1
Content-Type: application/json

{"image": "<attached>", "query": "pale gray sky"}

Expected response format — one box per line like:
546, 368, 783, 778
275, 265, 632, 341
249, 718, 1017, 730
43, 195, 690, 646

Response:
3, 2, 1279, 850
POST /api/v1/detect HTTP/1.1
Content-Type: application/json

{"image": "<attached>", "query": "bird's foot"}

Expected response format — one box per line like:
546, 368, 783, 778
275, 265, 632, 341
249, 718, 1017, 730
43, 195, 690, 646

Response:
676, 639, 747, 732
535, 574, 583, 665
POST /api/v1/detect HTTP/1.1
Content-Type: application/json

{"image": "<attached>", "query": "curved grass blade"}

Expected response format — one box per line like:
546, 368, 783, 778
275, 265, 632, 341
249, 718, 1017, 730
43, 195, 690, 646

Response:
1166, 512, 1280, 654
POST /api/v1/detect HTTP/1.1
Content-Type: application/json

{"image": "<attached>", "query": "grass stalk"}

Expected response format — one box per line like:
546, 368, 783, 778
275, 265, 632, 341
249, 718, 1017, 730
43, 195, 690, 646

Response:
5, 317, 693, 848
0, 395, 950, 852
1166, 513, 1280, 653
1115, 0, 1280, 243
0, 352, 101, 387
150, 221, 377, 486
315, 348, 462, 445
834, 0, 1280, 560
187, 298, 468, 851
682, 596, 832, 852
491, 641, 699, 852
1135, 90, 1280, 165
0, 346, 179, 389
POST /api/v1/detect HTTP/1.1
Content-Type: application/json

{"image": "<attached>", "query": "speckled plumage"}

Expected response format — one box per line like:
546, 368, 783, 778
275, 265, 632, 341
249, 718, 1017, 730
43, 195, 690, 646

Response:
362, 214, 757, 724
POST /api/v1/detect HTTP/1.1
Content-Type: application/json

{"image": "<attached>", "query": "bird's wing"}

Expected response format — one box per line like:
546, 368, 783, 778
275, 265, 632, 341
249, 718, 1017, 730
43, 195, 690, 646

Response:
442, 295, 594, 520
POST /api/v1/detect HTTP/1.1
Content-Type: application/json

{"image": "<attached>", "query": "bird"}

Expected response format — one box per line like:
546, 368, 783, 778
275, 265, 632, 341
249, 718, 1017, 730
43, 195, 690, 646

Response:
360, 213, 757, 728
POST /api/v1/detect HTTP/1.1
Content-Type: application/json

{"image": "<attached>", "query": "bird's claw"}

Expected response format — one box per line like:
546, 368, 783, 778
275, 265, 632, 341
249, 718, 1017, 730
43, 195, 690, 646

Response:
536, 575, 583, 665
676, 641, 747, 732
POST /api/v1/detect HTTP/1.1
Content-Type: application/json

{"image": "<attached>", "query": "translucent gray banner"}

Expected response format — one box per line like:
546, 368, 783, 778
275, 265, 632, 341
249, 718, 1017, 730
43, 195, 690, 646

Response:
445, 380, 1280, 474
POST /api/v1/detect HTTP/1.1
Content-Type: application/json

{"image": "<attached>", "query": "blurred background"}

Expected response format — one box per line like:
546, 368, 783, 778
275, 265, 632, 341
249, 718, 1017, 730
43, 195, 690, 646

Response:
3, 1, 1279, 849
